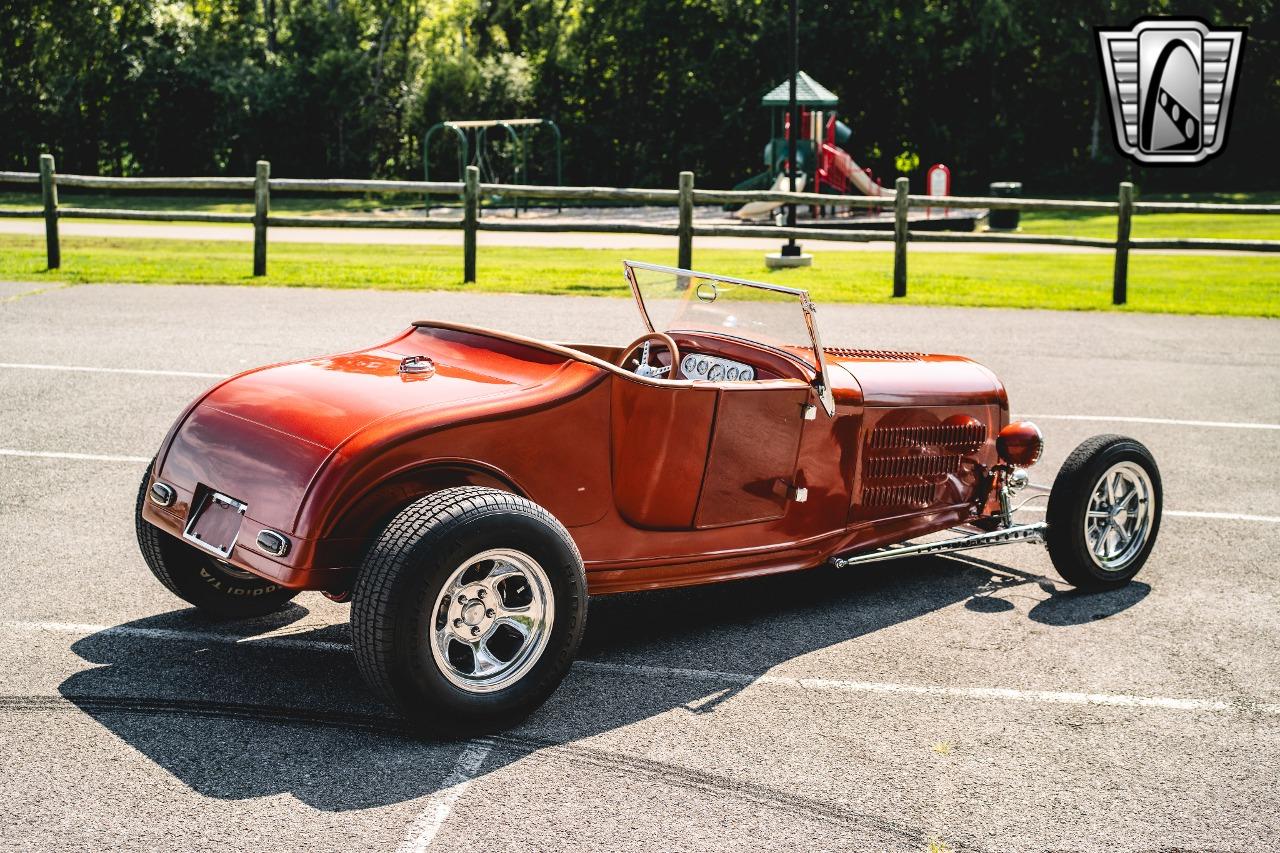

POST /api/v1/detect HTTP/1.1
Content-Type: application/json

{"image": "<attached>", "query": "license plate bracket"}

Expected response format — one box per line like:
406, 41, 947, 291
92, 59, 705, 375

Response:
183, 490, 248, 559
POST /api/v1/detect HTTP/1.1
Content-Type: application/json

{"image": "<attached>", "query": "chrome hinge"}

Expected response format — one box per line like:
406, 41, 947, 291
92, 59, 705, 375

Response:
790, 485, 809, 503
801, 404, 817, 421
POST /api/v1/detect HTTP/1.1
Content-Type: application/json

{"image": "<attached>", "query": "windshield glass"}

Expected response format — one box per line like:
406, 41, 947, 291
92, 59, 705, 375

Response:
624, 261, 819, 369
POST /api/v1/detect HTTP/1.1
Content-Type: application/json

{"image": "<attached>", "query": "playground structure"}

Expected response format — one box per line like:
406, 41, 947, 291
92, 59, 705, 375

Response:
424, 118, 562, 212
736, 72, 971, 229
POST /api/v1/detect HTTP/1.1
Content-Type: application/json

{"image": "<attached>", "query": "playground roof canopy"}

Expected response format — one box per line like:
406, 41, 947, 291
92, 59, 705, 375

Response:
760, 71, 839, 108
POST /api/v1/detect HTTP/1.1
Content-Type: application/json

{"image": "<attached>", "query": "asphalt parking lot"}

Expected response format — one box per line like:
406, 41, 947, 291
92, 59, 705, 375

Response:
2, 279, 1278, 852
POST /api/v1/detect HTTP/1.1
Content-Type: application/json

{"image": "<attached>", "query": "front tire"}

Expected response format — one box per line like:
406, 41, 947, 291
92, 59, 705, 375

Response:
134, 465, 298, 618
1045, 435, 1162, 590
351, 487, 587, 735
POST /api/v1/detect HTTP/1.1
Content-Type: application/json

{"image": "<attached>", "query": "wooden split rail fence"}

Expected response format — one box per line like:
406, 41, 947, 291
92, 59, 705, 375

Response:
3, 154, 1279, 304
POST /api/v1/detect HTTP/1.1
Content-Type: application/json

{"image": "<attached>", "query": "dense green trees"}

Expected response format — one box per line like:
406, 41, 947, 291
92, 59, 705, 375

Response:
1, 0, 1274, 192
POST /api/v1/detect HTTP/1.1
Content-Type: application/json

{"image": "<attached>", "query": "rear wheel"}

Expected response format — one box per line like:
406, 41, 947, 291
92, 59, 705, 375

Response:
134, 465, 298, 618
1045, 435, 1162, 590
351, 487, 587, 735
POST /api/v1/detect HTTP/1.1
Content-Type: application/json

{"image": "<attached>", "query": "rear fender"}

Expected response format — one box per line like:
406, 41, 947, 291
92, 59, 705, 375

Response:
326, 461, 525, 545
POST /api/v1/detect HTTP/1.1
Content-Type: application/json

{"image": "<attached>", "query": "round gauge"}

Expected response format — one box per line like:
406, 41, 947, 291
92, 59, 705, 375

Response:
725, 366, 740, 381
741, 366, 755, 381
708, 364, 725, 381
697, 358, 710, 375
681, 355, 696, 377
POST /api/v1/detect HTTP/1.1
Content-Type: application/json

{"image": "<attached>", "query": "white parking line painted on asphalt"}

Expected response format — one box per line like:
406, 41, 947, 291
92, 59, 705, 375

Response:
9, 620, 351, 653
1013, 505, 1280, 524
1017, 413, 1280, 431
1161, 510, 1280, 523
396, 740, 496, 853
573, 661, 1280, 716
0, 362, 224, 379
7, 620, 1278, 718
0, 449, 151, 464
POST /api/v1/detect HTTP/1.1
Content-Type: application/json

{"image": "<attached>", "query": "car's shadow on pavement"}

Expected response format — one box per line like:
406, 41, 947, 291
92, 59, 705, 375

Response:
952, 553, 1151, 625
57, 555, 1149, 816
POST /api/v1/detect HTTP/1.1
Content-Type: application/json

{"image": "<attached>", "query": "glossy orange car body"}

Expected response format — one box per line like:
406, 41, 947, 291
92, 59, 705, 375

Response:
141, 300, 1013, 598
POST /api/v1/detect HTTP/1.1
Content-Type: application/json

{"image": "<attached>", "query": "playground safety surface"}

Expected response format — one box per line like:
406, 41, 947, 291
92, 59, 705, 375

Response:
2, 283, 1278, 851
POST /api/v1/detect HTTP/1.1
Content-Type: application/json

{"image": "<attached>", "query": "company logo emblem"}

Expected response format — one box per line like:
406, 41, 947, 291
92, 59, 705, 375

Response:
1095, 18, 1245, 165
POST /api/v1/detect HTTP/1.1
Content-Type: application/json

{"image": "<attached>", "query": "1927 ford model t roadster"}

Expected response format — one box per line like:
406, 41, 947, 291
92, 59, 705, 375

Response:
137, 261, 1162, 732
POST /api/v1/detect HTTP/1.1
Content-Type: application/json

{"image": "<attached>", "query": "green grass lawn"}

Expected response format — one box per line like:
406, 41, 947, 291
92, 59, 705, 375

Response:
2, 234, 1276, 317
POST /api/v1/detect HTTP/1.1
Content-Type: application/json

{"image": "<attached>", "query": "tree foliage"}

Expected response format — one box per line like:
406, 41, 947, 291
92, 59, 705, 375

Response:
1, 0, 1274, 191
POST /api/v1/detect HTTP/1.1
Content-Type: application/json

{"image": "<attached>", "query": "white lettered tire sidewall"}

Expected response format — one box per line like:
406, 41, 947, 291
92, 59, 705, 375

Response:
134, 462, 299, 618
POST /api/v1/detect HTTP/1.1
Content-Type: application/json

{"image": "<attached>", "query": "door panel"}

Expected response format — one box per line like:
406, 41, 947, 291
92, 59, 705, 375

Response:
611, 377, 718, 529
695, 384, 810, 528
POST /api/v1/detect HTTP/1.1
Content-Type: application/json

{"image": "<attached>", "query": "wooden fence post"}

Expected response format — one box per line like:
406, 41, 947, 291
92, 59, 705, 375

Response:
463, 165, 479, 283
893, 176, 909, 297
1113, 181, 1133, 305
253, 160, 269, 276
39, 153, 59, 270
678, 171, 694, 270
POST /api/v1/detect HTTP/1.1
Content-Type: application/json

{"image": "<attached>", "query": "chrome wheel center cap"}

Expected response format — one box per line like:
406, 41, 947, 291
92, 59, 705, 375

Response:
462, 600, 486, 627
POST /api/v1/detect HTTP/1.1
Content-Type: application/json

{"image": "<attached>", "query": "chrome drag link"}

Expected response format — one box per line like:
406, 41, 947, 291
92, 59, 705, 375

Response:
830, 522, 1049, 568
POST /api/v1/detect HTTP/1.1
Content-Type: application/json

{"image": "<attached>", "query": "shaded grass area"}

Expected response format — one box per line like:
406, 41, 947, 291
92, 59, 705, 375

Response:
1020, 211, 1280, 240
0, 189, 403, 215
997, 191, 1280, 240
1, 234, 1276, 317
1021, 212, 1280, 240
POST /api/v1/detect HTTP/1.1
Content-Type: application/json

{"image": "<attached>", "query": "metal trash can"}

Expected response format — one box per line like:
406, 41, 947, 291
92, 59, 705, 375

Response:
988, 181, 1022, 231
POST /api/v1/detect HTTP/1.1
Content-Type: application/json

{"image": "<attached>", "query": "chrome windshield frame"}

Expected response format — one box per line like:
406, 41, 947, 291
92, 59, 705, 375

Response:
622, 260, 836, 416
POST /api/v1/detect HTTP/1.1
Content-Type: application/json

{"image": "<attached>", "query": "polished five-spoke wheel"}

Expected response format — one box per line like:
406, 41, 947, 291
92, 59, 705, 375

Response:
430, 549, 554, 693
352, 487, 587, 734
1047, 435, 1162, 590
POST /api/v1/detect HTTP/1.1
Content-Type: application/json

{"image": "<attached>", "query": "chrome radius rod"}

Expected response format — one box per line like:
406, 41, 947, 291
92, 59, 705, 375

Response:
830, 522, 1048, 569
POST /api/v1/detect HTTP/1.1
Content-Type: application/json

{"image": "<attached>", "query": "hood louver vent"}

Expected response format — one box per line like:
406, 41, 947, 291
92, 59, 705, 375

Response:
862, 483, 934, 508
859, 420, 988, 509
865, 454, 963, 480
869, 423, 987, 452
824, 347, 926, 361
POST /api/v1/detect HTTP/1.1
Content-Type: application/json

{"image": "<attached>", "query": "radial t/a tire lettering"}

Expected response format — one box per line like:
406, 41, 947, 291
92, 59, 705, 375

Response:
134, 464, 298, 618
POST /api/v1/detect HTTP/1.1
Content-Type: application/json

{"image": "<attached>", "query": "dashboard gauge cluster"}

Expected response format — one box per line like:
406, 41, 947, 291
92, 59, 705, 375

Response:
679, 353, 756, 382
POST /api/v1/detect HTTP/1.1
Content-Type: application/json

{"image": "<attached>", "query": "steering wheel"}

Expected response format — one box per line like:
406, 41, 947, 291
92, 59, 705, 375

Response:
617, 332, 681, 379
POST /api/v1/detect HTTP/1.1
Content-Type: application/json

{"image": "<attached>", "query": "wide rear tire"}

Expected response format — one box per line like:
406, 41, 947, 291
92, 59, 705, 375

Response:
351, 487, 587, 735
134, 464, 298, 618
1045, 435, 1162, 591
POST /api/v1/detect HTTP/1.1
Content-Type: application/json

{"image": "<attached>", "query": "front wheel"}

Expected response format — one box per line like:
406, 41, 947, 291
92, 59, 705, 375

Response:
351, 487, 587, 735
1045, 435, 1162, 590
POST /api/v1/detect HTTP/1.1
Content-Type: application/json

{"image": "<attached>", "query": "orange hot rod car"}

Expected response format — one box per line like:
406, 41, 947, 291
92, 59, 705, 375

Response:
136, 261, 1162, 732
